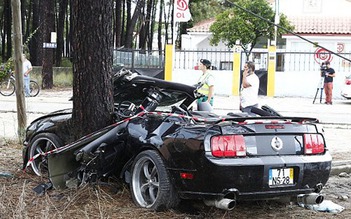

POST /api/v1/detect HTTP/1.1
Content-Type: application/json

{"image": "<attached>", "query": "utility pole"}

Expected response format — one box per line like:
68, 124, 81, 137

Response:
11, 0, 27, 142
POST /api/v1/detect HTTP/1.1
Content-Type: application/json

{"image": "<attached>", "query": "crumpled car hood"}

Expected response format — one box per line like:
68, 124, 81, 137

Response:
113, 70, 198, 108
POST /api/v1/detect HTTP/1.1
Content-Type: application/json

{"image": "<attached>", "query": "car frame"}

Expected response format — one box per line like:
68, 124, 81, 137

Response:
23, 69, 332, 211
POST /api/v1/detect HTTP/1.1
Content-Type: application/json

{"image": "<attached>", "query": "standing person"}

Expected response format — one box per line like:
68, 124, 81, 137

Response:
322, 61, 335, 105
22, 54, 33, 97
240, 61, 260, 113
196, 59, 215, 109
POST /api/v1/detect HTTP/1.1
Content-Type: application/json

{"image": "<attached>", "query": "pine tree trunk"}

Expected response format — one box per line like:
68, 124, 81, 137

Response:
115, 0, 122, 48
29, 0, 42, 66
71, 0, 114, 138
3, 0, 12, 60
56, 0, 68, 66
41, 0, 55, 89
124, 0, 144, 48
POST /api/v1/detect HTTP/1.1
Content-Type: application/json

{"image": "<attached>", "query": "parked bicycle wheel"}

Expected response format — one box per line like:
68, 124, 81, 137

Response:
30, 80, 40, 97
0, 80, 15, 96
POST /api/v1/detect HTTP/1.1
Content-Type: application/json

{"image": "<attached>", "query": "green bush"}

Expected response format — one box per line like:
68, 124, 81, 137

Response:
0, 58, 13, 81
61, 58, 72, 67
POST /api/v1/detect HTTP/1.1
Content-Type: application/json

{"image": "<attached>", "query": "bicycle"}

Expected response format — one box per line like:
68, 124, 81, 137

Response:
0, 70, 40, 97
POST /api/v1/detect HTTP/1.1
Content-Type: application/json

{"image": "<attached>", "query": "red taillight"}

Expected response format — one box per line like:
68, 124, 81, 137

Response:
304, 134, 325, 154
345, 79, 351, 85
211, 135, 246, 157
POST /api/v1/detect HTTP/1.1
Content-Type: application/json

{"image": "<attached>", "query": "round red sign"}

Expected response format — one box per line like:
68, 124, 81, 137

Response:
314, 48, 333, 64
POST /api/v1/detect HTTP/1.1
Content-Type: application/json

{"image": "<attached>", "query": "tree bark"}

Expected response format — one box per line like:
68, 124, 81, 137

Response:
12, 0, 27, 142
148, 1, 156, 52
115, 0, 122, 48
29, 0, 42, 66
3, 0, 12, 61
41, 0, 55, 89
124, 0, 144, 48
157, 0, 164, 54
71, 0, 114, 138
56, 0, 68, 66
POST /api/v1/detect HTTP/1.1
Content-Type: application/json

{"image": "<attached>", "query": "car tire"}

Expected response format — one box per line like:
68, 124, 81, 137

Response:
28, 133, 63, 176
130, 150, 179, 211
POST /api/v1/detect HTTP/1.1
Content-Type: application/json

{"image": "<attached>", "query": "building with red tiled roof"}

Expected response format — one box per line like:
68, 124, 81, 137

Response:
287, 16, 351, 35
182, 16, 351, 53
185, 16, 351, 35
186, 18, 214, 33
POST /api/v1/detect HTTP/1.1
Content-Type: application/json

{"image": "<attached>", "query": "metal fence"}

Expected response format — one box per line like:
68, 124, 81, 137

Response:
174, 50, 351, 73
113, 49, 164, 70
113, 48, 351, 73
174, 49, 234, 70
277, 52, 351, 72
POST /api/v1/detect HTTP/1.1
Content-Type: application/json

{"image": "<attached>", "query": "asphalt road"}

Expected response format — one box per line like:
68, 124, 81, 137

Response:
1, 89, 351, 161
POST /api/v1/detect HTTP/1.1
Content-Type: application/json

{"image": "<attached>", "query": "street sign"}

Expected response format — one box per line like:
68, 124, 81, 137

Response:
43, 43, 57, 48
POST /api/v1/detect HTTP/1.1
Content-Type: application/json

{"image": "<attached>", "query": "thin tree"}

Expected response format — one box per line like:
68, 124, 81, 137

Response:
124, 0, 144, 48
114, 0, 122, 48
3, 0, 12, 61
157, 0, 163, 54
29, 0, 42, 66
41, 0, 55, 89
71, 0, 114, 137
12, 0, 27, 142
56, 0, 68, 66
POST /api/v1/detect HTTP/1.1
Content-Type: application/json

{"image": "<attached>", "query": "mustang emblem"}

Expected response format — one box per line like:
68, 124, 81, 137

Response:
271, 136, 283, 151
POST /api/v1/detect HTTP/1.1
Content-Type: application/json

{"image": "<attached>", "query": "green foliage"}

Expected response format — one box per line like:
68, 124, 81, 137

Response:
0, 58, 14, 81
189, 0, 224, 24
209, 0, 294, 59
60, 58, 73, 67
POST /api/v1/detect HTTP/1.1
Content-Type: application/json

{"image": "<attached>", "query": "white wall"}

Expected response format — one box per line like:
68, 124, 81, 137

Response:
275, 70, 345, 99
171, 68, 346, 99
279, 0, 351, 16
181, 33, 229, 50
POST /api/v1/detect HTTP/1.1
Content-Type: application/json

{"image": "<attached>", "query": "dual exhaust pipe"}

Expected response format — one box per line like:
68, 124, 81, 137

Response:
204, 192, 324, 211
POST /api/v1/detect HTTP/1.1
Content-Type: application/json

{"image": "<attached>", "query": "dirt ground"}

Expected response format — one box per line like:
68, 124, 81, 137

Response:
0, 141, 350, 219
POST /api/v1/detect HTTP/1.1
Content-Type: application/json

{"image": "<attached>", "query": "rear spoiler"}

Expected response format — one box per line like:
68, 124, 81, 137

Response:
214, 116, 320, 124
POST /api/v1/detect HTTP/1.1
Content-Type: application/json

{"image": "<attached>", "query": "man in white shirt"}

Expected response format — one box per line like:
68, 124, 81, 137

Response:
22, 54, 32, 97
240, 61, 260, 113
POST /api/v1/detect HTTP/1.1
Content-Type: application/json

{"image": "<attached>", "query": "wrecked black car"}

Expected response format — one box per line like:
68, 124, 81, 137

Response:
23, 69, 332, 211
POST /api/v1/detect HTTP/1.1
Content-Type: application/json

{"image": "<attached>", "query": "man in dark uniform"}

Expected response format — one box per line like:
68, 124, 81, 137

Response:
322, 61, 335, 105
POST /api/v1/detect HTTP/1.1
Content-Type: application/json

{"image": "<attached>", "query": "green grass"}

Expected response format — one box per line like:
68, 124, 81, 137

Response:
31, 67, 73, 87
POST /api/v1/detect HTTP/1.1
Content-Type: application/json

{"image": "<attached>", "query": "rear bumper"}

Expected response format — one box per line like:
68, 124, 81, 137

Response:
170, 152, 332, 200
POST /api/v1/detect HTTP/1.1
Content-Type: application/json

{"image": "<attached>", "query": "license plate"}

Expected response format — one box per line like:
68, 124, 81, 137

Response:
269, 168, 294, 186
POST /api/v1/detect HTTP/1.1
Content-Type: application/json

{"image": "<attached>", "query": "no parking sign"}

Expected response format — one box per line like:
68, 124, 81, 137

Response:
314, 48, 333, 64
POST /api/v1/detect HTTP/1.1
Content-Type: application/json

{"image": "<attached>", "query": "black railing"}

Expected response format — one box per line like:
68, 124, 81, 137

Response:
113, 48, 351, 73
113, 49, 164, 70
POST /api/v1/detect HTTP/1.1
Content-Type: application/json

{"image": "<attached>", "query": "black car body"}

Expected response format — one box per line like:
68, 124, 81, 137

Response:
23, 69, 332, 211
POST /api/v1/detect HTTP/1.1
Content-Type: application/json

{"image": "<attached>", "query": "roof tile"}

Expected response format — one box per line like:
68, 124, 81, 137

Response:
288, 16, 351, 34
187, 16, 351, 34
